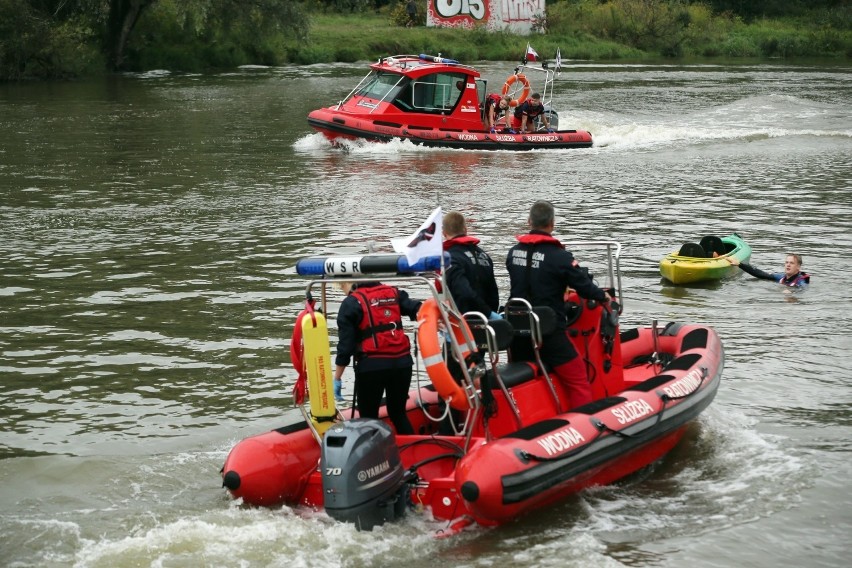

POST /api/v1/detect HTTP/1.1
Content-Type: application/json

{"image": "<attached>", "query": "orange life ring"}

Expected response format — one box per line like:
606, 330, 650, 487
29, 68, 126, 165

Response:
417, 298, 474, 411
501, 73, 531, 107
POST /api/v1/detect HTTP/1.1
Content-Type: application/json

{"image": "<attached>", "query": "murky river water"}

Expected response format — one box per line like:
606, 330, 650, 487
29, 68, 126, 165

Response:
1, 60, 850, 567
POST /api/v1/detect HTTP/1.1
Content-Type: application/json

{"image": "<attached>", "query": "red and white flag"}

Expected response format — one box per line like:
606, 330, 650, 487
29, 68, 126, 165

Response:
526, 43, 539, 62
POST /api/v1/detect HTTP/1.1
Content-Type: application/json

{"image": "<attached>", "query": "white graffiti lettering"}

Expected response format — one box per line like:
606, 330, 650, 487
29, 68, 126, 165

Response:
537, 426, 586, 456
611, 399, 655, 425
501, 0, 545, 22
435, 0, 486, 20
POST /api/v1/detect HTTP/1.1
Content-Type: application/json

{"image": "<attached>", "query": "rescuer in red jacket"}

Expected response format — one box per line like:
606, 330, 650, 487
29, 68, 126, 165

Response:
334, 281, 422, 434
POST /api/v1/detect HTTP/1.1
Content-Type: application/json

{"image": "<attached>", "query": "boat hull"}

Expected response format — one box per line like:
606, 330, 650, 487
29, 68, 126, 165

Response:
455, 324, 722, 524
308, 110, 593, 151
660, 233, 752, 284
223, 320, 722, 527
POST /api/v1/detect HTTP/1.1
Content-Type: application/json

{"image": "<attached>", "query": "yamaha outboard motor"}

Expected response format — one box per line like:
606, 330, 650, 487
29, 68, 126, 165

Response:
321, 418, 408, 530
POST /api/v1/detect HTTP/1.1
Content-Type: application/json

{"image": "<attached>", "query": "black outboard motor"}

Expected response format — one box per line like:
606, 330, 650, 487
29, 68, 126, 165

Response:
321, 418, 408, 530
535, 106, 559, 131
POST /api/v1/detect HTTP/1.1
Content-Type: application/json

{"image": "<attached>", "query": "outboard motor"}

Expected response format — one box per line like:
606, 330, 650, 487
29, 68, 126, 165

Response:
536, 106, 559, 131
321, 418, 408, 530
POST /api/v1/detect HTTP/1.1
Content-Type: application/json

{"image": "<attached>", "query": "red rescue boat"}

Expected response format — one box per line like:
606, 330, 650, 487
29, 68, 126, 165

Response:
221, 243, 722, 533
306, 54, 594, 151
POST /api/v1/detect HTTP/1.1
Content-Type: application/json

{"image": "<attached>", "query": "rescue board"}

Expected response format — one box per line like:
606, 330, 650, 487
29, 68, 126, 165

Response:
301, 310, 337, 435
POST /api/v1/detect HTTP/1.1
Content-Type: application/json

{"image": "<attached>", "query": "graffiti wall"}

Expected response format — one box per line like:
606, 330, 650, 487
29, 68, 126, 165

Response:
426, 0, 545, 34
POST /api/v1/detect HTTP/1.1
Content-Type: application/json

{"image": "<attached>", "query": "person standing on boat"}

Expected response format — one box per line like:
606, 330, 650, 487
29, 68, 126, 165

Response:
442, 211, 500, 317
506, 200, 611, 411
334, 281, 421, 434
727, 253, 810, 287
511, 93, 552, 133
484, 94, 512, 133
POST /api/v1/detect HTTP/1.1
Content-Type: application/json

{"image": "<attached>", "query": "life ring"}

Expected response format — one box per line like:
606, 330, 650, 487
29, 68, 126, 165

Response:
417, 298, 474, 411
501, 73, 531, 107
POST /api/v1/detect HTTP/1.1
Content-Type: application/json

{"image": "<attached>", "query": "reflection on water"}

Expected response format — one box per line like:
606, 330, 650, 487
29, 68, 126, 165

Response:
1, 62, 851, 567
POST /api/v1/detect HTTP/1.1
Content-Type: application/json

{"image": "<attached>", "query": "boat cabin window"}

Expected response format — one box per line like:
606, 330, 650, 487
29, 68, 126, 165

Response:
394, 72, 467, 114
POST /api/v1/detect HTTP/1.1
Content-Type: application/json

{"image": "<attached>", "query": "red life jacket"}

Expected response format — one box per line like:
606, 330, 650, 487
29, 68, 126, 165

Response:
352, 284, 410, 358
485, 93, 502, 110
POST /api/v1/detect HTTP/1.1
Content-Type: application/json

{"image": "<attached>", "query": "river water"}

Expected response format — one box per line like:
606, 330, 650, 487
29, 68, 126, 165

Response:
1, 60, 850, 567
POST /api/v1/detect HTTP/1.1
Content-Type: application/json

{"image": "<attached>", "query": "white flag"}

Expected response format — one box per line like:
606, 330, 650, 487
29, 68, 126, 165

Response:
555, 48, 562, 75
391, 206, 443, 266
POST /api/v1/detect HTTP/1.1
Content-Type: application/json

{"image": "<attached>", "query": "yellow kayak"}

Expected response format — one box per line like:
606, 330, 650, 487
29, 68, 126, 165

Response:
660, 233, 752, 284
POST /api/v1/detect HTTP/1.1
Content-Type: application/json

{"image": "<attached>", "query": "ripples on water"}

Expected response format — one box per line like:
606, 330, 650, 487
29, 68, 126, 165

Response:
1, 62, 850, 567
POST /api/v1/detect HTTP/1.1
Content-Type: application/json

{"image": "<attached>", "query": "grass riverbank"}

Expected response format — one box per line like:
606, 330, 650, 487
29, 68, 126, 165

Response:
294, 10, 850, 65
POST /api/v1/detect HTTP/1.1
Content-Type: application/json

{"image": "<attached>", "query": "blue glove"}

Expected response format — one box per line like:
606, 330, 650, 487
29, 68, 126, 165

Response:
490, 127, 496, 133
489, 311, 502, 320
333, 379, 343, 401
508, 129, 517, 134
546, 128, 554, 133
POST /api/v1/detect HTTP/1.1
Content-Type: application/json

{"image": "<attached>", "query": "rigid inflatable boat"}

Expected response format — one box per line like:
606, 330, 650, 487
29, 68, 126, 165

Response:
660, 233, 752, 284
222, 243, 723, 533
307, 54, 593, 151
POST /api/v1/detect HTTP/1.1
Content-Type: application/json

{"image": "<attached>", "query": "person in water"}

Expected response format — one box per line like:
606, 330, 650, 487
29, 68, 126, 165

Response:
334, 281, 422, 434
727, 253, 810, 287
511, 93, 552, 133
506, 200, 611, 411
442, 211, 500, 317
484, 94, 512, 133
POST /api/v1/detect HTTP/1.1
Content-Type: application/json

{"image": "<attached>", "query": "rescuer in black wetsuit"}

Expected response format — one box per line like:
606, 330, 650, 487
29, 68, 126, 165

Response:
506, 200, 611, 411
442, 211, 500, 317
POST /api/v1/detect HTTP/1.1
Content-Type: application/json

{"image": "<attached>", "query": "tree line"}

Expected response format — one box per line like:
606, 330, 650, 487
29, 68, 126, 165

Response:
0, 0, 848, 81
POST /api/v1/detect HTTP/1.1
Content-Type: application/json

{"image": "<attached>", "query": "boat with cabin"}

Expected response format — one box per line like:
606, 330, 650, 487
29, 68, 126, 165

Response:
221, 243, 722, 533
307, 54, 594, 150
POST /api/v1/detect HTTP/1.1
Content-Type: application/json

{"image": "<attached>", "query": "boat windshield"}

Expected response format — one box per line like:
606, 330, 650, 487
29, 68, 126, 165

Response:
355, 71, 405, 101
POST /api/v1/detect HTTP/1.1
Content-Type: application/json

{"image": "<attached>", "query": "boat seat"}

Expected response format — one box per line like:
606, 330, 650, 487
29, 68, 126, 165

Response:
485, 361, 540, 389
699, 235, 726, 257
678, 242, 707, 258
502, 299, 562, 408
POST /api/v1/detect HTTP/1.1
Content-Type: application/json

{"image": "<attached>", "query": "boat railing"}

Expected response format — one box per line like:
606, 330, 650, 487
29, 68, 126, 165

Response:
562, 240, 623, 308
512, 63, 558, 131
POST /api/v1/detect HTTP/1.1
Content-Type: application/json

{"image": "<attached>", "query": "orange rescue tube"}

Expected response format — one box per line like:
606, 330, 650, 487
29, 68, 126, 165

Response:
501, 73, 531, 107
417, 299, 474, 411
